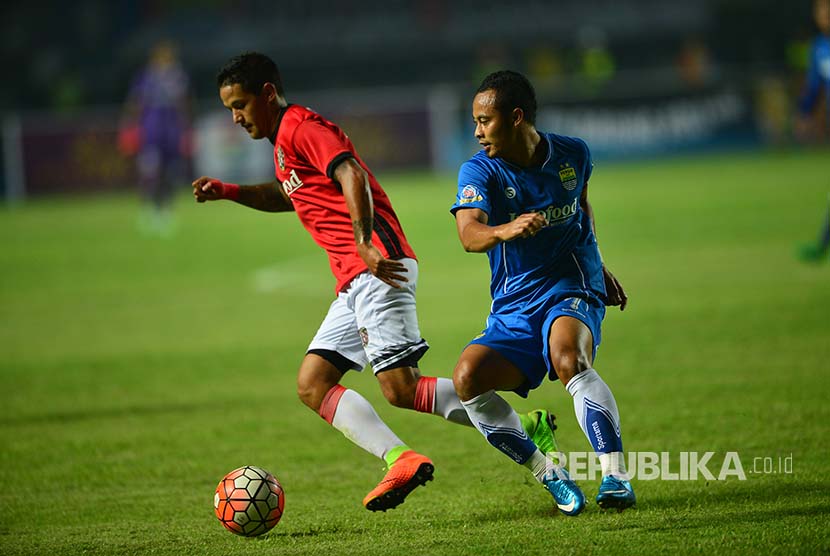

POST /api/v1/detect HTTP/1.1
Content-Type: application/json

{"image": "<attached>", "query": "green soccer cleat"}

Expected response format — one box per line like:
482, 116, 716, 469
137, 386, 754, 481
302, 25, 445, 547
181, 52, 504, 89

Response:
519, 409, 558, 457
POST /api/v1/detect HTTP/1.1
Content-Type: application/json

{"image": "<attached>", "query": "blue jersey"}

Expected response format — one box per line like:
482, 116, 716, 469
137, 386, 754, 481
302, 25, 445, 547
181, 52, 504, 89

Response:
798, 34, 830, 120
451, 132, 606, 315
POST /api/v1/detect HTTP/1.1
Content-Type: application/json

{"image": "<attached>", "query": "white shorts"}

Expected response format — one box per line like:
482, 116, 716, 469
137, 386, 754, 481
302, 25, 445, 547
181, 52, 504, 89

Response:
307, 258, 429, 373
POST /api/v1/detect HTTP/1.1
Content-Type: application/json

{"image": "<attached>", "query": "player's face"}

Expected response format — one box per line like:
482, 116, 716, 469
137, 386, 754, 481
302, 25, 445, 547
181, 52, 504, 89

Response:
472, 89, 514, 159
219, 83, 274, 140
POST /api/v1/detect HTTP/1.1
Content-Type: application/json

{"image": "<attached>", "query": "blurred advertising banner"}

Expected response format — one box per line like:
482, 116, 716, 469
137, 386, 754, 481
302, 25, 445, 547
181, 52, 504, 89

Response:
2, 85, 761, 202
537, 88, 757, 159
2, 110, 137, 201
3, 95, 432, 202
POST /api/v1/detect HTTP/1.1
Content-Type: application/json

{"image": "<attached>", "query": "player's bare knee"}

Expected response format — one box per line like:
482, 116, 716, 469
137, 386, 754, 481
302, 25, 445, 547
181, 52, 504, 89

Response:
295, 381, 317, 410
550, 347, 590, 383
452, 362, 477, 401
296, 374, 327, 411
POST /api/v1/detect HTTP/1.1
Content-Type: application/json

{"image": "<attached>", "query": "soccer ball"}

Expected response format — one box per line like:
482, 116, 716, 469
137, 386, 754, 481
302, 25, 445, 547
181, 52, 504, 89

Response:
214, 466, 285, 537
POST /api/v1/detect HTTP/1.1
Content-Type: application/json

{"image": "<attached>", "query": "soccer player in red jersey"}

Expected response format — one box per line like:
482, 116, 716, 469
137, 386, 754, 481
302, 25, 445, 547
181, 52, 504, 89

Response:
193, 52, 559, 512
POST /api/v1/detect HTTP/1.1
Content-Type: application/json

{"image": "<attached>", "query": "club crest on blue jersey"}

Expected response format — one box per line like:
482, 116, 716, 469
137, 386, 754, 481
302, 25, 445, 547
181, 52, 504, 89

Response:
504, 186, 516, 199
558, 163, 577, 191
277, 146, 286, 171
459, 184, 483, 205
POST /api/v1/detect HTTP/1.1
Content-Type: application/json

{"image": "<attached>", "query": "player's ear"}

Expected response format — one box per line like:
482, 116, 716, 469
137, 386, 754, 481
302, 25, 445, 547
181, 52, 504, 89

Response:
511, 107, 524, 127
261, 82, 277, 102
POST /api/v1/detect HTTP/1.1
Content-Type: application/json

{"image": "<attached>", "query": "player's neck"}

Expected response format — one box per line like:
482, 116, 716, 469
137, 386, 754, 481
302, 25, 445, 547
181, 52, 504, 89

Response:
268, 100, 290, 144
505, 129, 544, 168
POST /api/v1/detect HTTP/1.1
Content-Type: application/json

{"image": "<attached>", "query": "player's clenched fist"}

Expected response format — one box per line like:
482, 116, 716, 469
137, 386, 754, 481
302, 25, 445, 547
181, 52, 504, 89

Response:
498, 212, 547, 242
192, 176, 239, 202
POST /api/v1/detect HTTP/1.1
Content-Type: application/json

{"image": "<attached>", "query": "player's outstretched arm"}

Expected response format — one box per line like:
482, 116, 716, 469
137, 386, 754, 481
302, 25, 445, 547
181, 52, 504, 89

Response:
455, 207, 546, 252
192, 176, 294, 213
336, 158, 408, 288
579, 182, 628, 310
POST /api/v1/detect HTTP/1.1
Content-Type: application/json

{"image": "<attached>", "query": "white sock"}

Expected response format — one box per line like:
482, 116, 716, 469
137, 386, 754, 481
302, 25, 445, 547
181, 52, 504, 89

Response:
598, 452, 629, 479
566, 368, 628, 477
325, 387, 405, 461
461, 390, 537, 464
414, 376, 472, 426
524, 450, 550, 483
435, 377, 473, 425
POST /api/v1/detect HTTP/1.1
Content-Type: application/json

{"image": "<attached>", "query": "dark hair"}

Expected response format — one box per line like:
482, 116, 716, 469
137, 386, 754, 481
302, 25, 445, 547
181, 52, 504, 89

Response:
476, 70, 537, 125
216, 52, 284, 96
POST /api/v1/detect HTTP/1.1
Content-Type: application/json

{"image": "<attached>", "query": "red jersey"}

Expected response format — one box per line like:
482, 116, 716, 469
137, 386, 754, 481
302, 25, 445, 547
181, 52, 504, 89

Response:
272, 105, 417, 293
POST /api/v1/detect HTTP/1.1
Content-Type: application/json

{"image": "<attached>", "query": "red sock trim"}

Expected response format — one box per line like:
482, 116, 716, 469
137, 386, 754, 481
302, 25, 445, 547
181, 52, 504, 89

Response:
318, 384, 347, 424
414, 376, 437, 414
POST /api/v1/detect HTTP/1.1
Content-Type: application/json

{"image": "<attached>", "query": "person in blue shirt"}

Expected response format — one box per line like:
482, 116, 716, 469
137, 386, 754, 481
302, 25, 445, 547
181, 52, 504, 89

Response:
450, 70, 635, 515
796, 0, 830, 142
796, 0, 830, 263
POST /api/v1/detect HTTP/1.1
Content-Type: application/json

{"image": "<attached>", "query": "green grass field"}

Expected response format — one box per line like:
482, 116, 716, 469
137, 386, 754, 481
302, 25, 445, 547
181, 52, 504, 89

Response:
1, 148, 829, 555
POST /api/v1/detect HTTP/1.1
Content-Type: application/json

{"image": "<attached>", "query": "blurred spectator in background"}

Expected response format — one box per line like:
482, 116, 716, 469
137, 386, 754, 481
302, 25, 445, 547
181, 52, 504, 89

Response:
526, 43, 564, 93
794, 0, 830, 143
575, 26, 616, 96
794, 0, 830, 263
119, 40, 191, 236
676, 37, 712, 89
756, 75, 792, 145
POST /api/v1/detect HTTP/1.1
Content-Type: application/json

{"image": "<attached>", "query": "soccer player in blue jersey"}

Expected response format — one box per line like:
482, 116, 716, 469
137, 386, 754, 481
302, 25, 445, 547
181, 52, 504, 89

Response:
796, 0, 830, 262
795, 0, 830, 143
450, 70, 635, 515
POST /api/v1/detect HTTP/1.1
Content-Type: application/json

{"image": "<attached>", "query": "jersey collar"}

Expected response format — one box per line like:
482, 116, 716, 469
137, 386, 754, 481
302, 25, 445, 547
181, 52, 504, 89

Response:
497, 132, 554, 171
539, 133, 554, 169
268, 104, 292, 145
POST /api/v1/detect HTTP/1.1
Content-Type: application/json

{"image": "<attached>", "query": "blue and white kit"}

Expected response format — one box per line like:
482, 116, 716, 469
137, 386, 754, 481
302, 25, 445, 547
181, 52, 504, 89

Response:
451, 133, 607, 397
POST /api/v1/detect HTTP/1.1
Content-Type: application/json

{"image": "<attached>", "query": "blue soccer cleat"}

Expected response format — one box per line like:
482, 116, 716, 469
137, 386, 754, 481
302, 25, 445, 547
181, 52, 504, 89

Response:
596, 475, 636, 511
543, 467, 585, 516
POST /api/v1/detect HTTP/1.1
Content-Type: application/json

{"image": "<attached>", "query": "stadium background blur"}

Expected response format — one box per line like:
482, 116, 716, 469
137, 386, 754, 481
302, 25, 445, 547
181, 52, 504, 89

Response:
3, 3, 829, 554
0, 0, 824, 200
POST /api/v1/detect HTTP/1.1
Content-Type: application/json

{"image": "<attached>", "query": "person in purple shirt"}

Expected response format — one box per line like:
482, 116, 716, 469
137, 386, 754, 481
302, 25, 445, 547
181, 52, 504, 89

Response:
120, 40, 191, 236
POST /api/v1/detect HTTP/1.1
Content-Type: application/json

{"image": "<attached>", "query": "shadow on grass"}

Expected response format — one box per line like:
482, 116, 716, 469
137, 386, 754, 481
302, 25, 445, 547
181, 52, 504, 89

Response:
597, 479, 830, 532
0, 400, 222, 427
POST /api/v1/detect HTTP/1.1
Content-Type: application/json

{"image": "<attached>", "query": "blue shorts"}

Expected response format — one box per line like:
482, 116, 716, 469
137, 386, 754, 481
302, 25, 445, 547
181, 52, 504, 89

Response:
469, 292, 605, 397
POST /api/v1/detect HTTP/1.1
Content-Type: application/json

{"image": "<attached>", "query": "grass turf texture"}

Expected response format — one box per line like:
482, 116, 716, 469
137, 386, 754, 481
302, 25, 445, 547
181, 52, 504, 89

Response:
1, 148, 828, 555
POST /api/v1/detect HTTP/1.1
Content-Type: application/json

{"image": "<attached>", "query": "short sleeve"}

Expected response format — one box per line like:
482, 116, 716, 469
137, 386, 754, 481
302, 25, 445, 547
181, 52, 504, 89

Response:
581, 139, 593, 183
292, 120, 352, 179
450, 159, 492, 217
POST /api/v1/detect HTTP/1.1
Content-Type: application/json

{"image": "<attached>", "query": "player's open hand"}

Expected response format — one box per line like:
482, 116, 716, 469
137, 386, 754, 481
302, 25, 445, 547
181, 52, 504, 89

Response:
602, 266, 628, 311
192, 176, 226, 202
357, 244, 409, 288
498, 212, 547, 242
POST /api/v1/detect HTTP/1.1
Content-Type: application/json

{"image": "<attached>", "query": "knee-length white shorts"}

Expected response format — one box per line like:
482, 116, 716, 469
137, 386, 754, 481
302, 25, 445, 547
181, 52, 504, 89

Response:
307, 258, 429, 373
